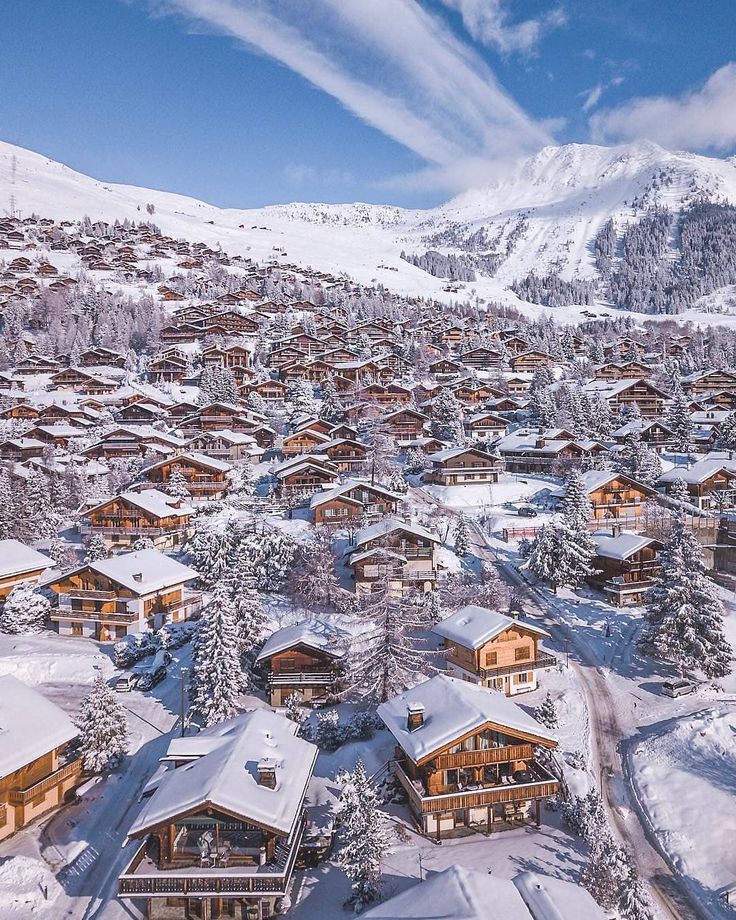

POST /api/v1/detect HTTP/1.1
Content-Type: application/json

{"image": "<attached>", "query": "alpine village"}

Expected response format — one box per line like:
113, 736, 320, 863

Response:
0, 203, 735, 920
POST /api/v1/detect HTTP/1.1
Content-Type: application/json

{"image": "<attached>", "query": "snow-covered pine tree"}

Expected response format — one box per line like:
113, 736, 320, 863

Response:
186, 522, 232, 589
132, 536, 155, 551
189, 586, 246, 726
284, 692, 308, 730
0, 468, 16, 539
666, 376, 694, 457
166, 466, 191, 500
320, 376, 344, 423
527, 517, 597, 593
716, 410, 736, 451
620, 430, 662, 486
336, 759, 392, 912
642, 502, 732, 678
430, 388, 465, 444
22, 469, 59, 540
346, 578, 439, 703
453, 516, 470, 556
618, 867, 655, 920
581, 832, 630, 910
387, 467, 408, 494
561, 468, 593, 533
287, 378, 317, 427
403, 446, 427, 475
84, 534, 109, 563
76, 675, 129, 773
238, 529, 296, 592
227, 554, 268, 654
534, 691, 558, 729
0, 583, 50, 634
315, 709, 343, 751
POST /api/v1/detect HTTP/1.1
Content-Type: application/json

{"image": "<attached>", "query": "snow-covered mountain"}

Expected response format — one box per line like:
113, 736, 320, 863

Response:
2, 138, 736, 321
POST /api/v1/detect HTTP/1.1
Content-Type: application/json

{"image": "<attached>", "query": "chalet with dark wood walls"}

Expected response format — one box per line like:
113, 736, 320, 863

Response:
310, 480, 402, 525
347, 518, 440, 595
255, 621, 345, 706
424, 446, 503, 486
0, 540, 55, 603
119, 710, 317, 920
588, 530, 662, 605
139, 452, 232, 500
80, 490, 194, 548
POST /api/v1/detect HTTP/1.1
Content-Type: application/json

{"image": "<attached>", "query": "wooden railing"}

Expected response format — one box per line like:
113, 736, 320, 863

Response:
0, 804, 7, 828
52, 607, 138, 623
480, 654, 557, 680
119, 819, 304, 898
434, 743, 533, 770
8, 758, 82, 805
268, 671, 336, 687
393, 763, 558, 815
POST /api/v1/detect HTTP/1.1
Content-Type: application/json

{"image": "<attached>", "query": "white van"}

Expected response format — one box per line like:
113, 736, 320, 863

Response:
662, 678, 697, 698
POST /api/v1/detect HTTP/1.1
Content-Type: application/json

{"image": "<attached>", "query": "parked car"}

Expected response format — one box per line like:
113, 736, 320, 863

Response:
517, 506, 538, 517
137, 651, 169, 691
115, 670, 141, 692
113, 633, 158, 669
662, 678, 697, 698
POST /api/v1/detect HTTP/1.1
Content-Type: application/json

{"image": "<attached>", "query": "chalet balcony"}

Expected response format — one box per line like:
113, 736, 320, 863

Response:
479, 653, 557, 681
119, 817, 304, 899
52, 605, 139, 623
79, 524, 192, 538
61, 588, 118, 600
433, 743, 533, 770
7, 757, 82, 805
268, 670, 336, 688
393, 761, 559, 816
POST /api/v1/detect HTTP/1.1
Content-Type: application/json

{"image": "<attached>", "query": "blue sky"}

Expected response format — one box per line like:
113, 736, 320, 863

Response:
1, 0, 734, 208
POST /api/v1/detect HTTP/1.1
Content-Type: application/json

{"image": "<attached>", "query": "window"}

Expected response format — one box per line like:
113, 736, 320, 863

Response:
445, 769, 459, 787
71, 622, 83, 637
485, 651, 498, 667
515, 646, 531, 662
513, 672, 530, 684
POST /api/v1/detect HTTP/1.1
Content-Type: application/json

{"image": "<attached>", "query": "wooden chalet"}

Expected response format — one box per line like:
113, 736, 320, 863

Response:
313, 438, 370, 473
464, 410, 508, 442
459, 346, 502, 371
682, 369, 736, 396
272, 455, 339, 497
381, 407, 429, 445
658, 458, 736, 510
551, 470, 657, 522
424, 447, 503, 486
588, 529, 663, 605
0, 540, 55, 603
310, 480, 402, 525
80, 490, 194, 548
584, 378, 668, 417
347, 518, 440, 595
593, 360, 651, 381
255, 620, 345, 706
47, 548, 201, 640
509, 351, 551, 372
433, 606, 555, 696
139, 453, 232, 500
496, 430, 605, 474
119, 710, 316, 920
0, 676, 82, 843
378, 676, 559, 838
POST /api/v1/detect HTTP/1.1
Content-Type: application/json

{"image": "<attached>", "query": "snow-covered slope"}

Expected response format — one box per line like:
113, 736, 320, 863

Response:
2, 138, 736, 321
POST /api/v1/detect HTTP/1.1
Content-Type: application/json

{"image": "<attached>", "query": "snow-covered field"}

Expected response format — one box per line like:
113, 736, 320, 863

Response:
630, 707, 736, 912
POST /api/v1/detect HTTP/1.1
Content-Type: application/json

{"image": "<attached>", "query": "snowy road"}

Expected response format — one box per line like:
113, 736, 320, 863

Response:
409, 485, 711, 920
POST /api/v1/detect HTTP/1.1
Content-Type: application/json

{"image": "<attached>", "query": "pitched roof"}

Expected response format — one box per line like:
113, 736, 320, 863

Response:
378, 675, 557, 763
88, 489, 193, 520
87, 548, 197, 594
255, 620, 346, 663
128, 709, 317, 838
355, 517, 440, 547
432, 606, 548, 649
0, 675, 78, 777
0, 540, 55, 579
590, 531, 660, 561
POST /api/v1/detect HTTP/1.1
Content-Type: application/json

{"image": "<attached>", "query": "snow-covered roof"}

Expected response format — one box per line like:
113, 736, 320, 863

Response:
427, 447, 498, 463
142, 451, 232, 474
255, 619, 345, 663
88, 489, 193, 519
0, 540, 56, 580
657, 458, 736, 485
355, 516, 440, 548
514, 870, 607, 919
432, 606, 548, 649
550, 469, 654, 498
590, 531, 659, 560
309, 479, 402, 509
87, 549, 197, 594
0, 675, 78, 777
362, 866, 606, 920
378, 675, 557, 763
129, 709, 317, 838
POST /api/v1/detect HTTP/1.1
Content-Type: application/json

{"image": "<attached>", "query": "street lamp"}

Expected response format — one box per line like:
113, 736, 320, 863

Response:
180, 666, 190, 737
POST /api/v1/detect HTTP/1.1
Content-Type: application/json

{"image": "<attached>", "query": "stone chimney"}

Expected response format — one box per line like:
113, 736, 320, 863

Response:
611, 523, 622, 537
535, 438, 546, 449
407, 702, 425, 732
257, 758, 277, 788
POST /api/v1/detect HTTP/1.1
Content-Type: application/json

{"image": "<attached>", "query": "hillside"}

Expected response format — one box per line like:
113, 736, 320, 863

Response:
2, 138, 736, 323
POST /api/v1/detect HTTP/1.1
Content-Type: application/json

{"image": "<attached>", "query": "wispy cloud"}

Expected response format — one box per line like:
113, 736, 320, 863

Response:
580, 76, 624, 113
438, 0, 566, 55
590, 63, 736, 151
143, 0, 553, 192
